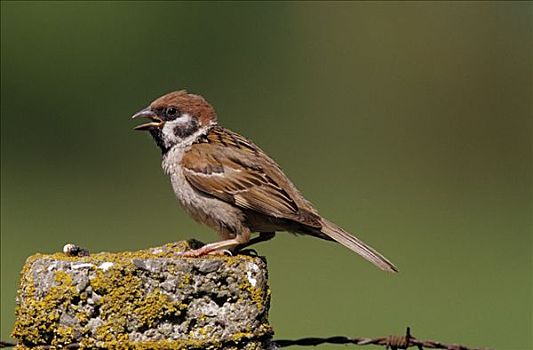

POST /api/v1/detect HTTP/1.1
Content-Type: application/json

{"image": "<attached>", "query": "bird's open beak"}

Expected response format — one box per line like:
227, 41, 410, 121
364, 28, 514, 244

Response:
131, 107, 164, 131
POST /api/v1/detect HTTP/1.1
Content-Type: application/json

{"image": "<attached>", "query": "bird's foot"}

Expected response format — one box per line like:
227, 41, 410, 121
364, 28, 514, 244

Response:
179, 247, 233, 257
179, 238, 242, 257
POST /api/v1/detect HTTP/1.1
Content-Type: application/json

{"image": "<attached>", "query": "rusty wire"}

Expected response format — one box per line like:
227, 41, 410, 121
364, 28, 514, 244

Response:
0, 327, 491, 349
273, 327, 491, 350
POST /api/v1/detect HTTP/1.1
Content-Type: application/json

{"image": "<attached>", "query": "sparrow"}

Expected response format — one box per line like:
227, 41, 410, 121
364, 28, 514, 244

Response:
132, 90, 398, 272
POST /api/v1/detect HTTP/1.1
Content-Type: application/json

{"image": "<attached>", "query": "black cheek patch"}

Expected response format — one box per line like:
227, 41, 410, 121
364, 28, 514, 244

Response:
174, 117, 199, 139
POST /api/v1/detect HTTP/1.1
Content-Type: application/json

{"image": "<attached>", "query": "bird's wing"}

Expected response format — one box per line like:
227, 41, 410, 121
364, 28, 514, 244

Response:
181, 127, 322, 228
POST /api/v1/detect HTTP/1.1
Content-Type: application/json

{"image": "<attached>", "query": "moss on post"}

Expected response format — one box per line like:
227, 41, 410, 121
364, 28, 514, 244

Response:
12, 241, 273, 349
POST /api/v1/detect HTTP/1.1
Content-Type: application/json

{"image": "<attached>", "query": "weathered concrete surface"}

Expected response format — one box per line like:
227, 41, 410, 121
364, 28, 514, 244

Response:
12, 241, 273, 349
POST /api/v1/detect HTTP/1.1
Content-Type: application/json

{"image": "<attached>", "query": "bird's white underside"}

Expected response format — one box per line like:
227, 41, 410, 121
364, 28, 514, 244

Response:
161, 123, 247, 239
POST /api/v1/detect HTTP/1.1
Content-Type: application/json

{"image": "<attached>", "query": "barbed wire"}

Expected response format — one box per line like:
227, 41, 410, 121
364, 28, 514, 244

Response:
0, 327, 491, 349
273, 327, 491, 350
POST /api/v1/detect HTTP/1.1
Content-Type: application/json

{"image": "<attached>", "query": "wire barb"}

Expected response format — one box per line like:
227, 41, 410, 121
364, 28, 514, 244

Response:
273, 327, 491, 350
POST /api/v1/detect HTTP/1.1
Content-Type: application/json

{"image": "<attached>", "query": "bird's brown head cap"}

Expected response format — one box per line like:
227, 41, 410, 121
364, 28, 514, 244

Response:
132, 90, 217, 153
150, 90, 217, 126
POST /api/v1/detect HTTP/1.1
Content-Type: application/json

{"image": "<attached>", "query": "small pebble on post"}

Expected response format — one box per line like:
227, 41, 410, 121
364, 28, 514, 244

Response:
12, 241, 273, 349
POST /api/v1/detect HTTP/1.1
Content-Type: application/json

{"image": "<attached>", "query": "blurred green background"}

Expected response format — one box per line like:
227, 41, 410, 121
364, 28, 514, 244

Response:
1, 2, 531, 348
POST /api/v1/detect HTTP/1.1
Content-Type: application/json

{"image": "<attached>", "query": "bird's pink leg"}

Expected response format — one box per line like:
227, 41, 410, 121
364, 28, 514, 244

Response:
179, 238, 242, 257
180, 229, 251, 257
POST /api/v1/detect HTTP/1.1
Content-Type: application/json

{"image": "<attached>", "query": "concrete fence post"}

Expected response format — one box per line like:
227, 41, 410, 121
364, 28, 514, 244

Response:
12, 241, 273, 349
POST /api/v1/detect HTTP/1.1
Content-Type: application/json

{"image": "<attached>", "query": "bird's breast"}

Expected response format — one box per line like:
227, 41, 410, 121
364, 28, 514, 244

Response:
161, 146, 246, 238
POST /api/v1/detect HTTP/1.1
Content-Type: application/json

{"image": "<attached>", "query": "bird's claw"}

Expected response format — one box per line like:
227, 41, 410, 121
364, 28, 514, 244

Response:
178, 248, 232, 257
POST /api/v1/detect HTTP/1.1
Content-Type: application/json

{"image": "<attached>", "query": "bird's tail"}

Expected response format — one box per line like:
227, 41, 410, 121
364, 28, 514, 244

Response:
319, 218, 398, 273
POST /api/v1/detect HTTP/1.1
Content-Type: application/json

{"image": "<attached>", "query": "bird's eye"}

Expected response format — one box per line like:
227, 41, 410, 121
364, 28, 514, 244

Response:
166, 107, 178, 117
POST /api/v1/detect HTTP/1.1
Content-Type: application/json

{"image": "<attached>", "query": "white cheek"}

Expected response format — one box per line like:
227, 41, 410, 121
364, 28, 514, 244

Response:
161, 114, 193, 147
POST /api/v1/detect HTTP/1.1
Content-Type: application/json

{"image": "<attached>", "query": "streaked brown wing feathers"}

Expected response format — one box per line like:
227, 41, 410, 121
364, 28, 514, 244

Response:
182, 128, 320, 227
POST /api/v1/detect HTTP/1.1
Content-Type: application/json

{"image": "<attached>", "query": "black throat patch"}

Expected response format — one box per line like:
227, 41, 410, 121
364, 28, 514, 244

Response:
149, 128, 170, 154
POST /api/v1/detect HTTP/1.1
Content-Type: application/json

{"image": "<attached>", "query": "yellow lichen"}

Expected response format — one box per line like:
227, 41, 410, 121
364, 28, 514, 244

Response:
12, 260, 78, 347
88, 267, 185, 345
12, 241, 272, 348
179, 272, 192, 288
